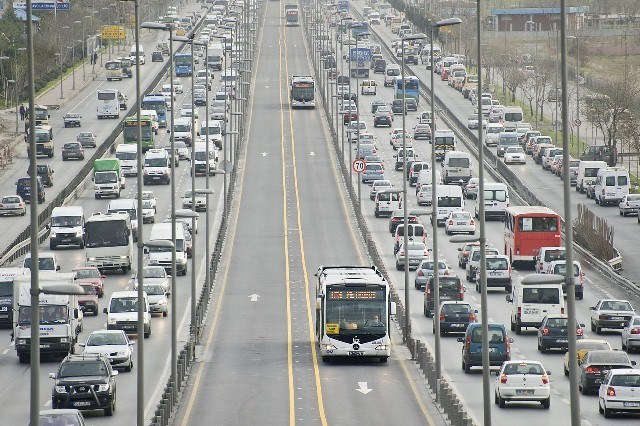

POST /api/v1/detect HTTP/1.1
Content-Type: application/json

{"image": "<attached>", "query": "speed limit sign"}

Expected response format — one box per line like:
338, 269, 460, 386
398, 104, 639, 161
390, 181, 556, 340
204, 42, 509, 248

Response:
352, 159, 366, 174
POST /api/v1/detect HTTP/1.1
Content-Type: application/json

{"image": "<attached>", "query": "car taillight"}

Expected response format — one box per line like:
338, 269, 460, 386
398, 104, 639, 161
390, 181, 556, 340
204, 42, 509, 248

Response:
392, 218, 399, 222
462, 250, 468, 257
631, 328, 640, 335
586, 366, 599, 373
607, 387, 616, 396
399, 251, 404, 256
542, 374, 549, 385
500, 374, 507, 384
0, 204, 3, 208
423, 251, 429, 257
448, 220, 453, 225
577, 328, 583, 336
417, 269, 423, 276
444, 269, 450, 275
439, 314, 445, 321
561, 307, 565, 314
465, 335, 470, 349
470, 219, 475, 226
542, 328, 549, 335
517, 307, 521, 319
426, 285, 430, 297
469, 313, 476, 321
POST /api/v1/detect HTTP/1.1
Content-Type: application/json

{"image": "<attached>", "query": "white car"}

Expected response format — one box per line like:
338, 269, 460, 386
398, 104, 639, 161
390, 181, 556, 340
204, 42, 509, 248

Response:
494, 360, 551, 408
598, 368, 640, 418
174, 141, 190, 160
161, 84, 176, 101
80, 330, 134, 371
590, 299, 636, 334
133, 283, 169, 317
504, 146, 526, 164
390, 132, 413, 150
0, 195, 26, 216
180, 104, 199, 118
172, 79, 183, 93
135, 190, 157, 211
370, 179, 393, 200
134, 266, 171, 293
444, 211, 475, 235
416, 184, 431, 206
357, 133, 376, 145
181, 190, 207, 211
140, 199, 156, 223
395, 241, 429, 271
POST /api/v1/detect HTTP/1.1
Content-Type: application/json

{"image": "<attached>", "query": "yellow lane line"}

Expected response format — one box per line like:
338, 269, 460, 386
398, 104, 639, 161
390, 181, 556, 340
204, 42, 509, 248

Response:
282, 18, 328, 426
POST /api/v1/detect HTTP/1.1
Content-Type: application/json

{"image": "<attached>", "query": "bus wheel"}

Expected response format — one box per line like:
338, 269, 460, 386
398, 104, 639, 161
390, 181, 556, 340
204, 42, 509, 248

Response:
380, 357, 388, 363
322, 356, 330, 363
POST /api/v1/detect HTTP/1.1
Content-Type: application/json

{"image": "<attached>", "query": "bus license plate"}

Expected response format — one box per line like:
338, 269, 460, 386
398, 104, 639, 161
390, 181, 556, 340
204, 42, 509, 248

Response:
348, 351, 364, 356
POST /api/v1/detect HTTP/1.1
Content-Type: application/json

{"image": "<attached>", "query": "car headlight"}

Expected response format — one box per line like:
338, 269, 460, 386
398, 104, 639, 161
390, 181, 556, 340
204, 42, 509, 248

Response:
50, 232, 57, 238
108, 317, 117, 324
324, 344, 337, 351
94, 186, 100, 191
178, 258, 187, 265
55, 386, 68, 394
149, 259, 159, 265
59, 337, 69, 343
119, 256, 127, 259
97, 383, 110, 392
375, 345, 389, 351
17, 339, 27, 345
157, 299, 167, 305
88, 257, 96, 262
75, 231, 83, 237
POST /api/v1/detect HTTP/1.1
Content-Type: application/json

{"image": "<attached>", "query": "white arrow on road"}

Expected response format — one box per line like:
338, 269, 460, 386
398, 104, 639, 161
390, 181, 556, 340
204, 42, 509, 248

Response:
249, 294, 260, 302
261, 152, 268, 157
356, 382, 372, 395
310, 152, 315, 156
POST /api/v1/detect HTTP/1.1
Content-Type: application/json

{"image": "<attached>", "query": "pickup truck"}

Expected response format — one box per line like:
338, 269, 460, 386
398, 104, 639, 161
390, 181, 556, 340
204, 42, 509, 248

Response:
63, 112, 81, 127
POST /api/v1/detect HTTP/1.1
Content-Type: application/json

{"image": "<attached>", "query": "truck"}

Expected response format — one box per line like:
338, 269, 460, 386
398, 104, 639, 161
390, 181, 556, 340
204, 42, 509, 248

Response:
13, 272, 83, 363
27, 126, 55, 158
93, 159, 125, 199
349, 46, 371, 78
0, 268, 29, 327
207, 43, 224, 70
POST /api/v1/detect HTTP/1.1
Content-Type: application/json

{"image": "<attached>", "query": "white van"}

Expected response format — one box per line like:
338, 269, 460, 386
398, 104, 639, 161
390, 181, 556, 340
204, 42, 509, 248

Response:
502, 106, 523, 131
434, 184, 464, 225
23, 251, 60, 271
129, 44, 145, 65
374, 189, 402, 218
433, 129, 456, 161
475, 182, 509, 220
49, 206, 85, 249
442, 151, 472, 184
384, 64, 400, 87
485, 123, 504, 147
143, 149, 171, 185
116, 144, 138, 176
107, 199, 138, 242
546, 260, 584, 299
198, 120, 223, 149
104, 290, 151, 337
192, 141, 218, 176
576, 160, 607, 193
148, 222, 188, 275
172, 117, 193, 146
534, 246, 566, 274
594, 166, 629, 206
416, 169, 441, 192
507, 282, 565, 334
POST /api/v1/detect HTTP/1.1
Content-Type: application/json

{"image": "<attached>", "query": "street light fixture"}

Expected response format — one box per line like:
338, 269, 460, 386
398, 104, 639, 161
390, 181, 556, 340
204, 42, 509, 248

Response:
429, 17, 462, 402
399, 32, 427, 344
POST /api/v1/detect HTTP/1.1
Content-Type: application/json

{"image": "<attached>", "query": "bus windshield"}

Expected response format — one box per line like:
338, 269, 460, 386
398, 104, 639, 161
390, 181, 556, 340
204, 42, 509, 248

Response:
124, 125, 153, 141
98, 92, 116, 101
517, 216, 558, 232
175, 54, 192, 67
141, 99, 166, 114
324, 286, 387, 336
85, 221, 129, 248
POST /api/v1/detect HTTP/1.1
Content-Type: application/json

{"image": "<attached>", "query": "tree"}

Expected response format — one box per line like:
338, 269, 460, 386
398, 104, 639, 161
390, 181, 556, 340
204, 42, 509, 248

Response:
583, 69, 640, 165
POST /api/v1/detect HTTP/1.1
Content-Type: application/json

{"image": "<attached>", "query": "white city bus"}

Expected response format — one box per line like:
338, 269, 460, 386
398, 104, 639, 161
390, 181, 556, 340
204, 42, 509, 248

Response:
96, 89, 121, 119
315, 265, 396, 363
85, 212, 133, 274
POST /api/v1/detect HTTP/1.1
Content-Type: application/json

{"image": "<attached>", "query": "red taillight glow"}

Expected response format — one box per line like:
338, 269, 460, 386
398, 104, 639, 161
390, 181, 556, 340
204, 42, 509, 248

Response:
607, 387, 616, 397
542, 374, 549, 385
399, 251, 404, 256
542, 328, 549, 335
561, 307, 565, 314
517, 307, 521, 319
586, 366, 599, 373
577, 328, 583, 336
448, 220, 453, 225
631, 329, 640, 335
417, 270, 424, 276
439, 314, 445, 321
500, 374, 507, 384
470, 219, 475, 226
469, 314, 476, 321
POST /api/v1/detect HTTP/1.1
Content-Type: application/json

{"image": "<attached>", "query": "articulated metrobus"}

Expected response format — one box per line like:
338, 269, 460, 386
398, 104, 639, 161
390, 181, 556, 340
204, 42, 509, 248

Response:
122, 116, 154, 152
315, 265, 395, 363
290, 76, 315, 108
504, 206, 562, 265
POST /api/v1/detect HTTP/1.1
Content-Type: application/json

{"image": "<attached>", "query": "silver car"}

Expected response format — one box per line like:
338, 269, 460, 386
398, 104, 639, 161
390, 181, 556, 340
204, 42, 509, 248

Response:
81, 330, 134, 371
361, 162, 384, 184
621, 315, 640, 352
370, 179, 392, 200
395, 241, 429, 271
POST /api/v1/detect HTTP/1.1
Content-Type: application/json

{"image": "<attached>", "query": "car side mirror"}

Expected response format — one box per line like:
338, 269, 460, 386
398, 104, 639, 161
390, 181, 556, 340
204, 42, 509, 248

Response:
457, 247, 462, 251
494, 370, 500, 376
56, 265, 61, 271
632, 361, 637, 366
78, 343, 85, 347
101, 275, 106, 279
103, 307, 108, 314
456, 337, 464, 343
506, 294, 513, 303
589, 306, 596, 310
48, 373, 56, 379
580, 323, 586, 328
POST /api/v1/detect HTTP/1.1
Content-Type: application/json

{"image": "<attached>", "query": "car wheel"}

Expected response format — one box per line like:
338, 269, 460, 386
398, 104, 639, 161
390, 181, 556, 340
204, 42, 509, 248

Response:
622, 338, 627, 351
515, 321, 522, 335
498, 394, 506, 408
591, 320, 596, 332
596, 325, 602, 334
541, 397, 550, 409
603, 406, 614, 418
494, 392, 499, 405
599, 399, 604, 414
564, 364, 569, 376
104, 395, 115, 416
125, 359, 132, 372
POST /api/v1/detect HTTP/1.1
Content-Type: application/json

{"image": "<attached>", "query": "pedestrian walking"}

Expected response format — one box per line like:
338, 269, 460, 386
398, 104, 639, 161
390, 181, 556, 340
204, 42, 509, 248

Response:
24, 121, 29, 134
19, 104, 25, 121
93, 52, 98, 65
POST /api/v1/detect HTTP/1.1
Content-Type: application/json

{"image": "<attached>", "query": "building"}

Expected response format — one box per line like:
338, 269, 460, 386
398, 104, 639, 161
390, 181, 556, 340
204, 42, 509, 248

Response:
490, 6, 590, 32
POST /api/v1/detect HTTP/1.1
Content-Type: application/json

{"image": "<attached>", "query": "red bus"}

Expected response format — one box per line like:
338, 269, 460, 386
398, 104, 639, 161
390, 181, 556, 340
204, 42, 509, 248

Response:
504, 206, 562, 264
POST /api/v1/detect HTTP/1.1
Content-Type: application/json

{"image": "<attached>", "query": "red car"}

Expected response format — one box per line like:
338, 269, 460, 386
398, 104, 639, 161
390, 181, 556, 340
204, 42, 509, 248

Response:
74, 267, 105, 298
77, 283, 99, 316
343, 111, 358, 125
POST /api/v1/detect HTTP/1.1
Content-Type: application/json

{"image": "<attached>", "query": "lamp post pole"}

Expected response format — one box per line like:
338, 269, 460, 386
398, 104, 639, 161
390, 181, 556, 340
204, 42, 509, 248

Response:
430, 17, 462, 400
82, 16, 92, 81
60, 26, 69, 98
560, 2, 581, 424
568, 36, 580, 156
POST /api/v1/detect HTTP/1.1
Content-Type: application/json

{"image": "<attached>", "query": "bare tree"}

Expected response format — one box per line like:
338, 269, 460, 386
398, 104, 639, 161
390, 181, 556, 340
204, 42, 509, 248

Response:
583, 69, 640, 165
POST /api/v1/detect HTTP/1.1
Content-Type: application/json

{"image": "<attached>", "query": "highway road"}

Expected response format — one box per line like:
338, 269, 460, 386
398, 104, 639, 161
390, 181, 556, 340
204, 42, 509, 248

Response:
0, 2, 229, 424
334, 1, 640, 424
171, 2, 445, 425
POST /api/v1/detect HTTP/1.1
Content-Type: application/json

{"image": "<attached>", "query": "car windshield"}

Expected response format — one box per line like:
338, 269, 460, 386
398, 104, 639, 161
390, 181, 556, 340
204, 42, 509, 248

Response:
87, 332, 127, 346
75, 268, 100, 279
143, 284, 165, 295
24, 257, 56, 270
471, 326, 504, 343
545, 317, 569, 328
589, 352, 631, 364
442, 303, 471, 314
420, 261, 447, 270
51, 216, 82, 227
506, 147, 523, 154
59, 361, 109, 378
487, 258, 508, 270
80, 284, 96, 295
2, 196, 21, 203
143, 267, 165, 278
39, 413, 82, 426
522, 288, 560, 304
79, 132, 92, 138
109, 297, 138, 313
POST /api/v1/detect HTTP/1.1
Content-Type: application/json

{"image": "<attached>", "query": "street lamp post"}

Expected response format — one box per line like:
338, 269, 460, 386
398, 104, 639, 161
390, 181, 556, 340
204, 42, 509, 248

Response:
400, 32, 427, 343
71, 20, 82, 90
430, 17, 462, 400
354, 30, 370, 217
82, 16, 92, 81
60, 26, 69, 98
568, 36, 580, 155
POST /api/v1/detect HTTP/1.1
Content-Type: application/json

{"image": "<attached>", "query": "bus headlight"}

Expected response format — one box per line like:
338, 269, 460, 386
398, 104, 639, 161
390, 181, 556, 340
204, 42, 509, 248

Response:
375, 345, 389, 351
323, 344, 337, 351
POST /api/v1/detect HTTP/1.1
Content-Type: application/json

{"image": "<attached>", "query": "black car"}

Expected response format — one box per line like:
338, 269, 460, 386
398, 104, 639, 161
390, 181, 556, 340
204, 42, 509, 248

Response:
405, 98, 418, 111
373, 58, 387, 73
391, 99, 406, 114
537, 315, 584, 353
342, 92, 357, 103
50, 354, 118, 416
151, 51, 163, 62
27, 164, 53, 187
371, 100, 387, 114
578, 350, 636, 394
435, 301, 476, 335
388, 210, 419, 234
62, 142, 85, 161
374, 111, 392, 127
